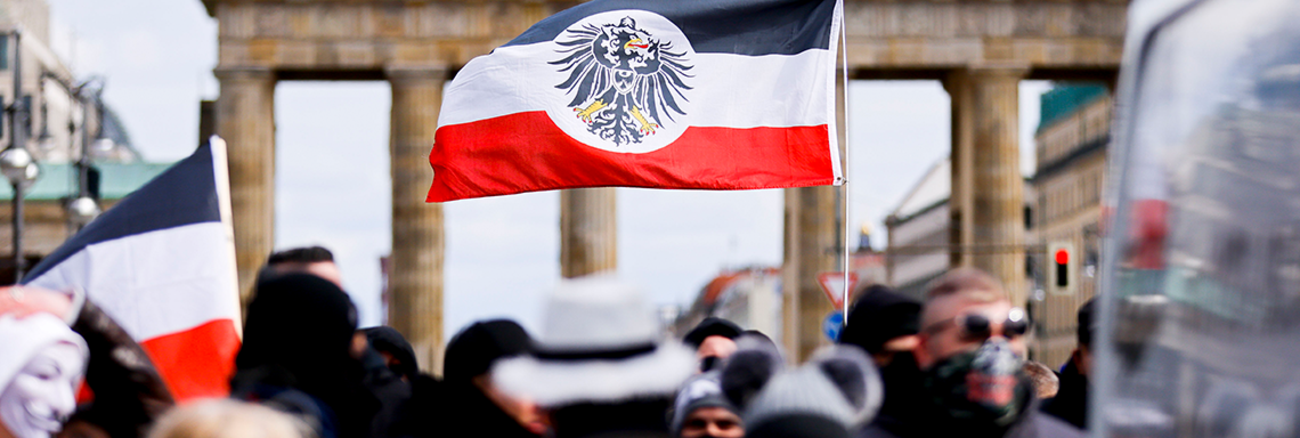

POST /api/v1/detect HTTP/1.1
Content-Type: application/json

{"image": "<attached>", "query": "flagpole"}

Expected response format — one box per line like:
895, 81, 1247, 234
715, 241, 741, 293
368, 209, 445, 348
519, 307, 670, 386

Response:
838, 0, 851, 325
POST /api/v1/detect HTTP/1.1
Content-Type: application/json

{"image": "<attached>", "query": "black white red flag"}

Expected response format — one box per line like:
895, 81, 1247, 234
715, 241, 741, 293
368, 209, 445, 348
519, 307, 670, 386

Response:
428, 0, 845, 201
24, 138, 242, 401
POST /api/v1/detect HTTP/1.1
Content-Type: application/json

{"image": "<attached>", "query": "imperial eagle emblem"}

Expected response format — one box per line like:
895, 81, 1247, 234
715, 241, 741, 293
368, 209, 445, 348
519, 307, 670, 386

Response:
550, 16, 693, 147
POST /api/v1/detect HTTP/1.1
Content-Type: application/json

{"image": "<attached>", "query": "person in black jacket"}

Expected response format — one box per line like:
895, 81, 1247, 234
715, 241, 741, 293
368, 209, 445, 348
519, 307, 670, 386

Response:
406, 319, 545, 438
1040, 299, 1094, 430
857, 269, 1081, 438
231, 274, 380, 438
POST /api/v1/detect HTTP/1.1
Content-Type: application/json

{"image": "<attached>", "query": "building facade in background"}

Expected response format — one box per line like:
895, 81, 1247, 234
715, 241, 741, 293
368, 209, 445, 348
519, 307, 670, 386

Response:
884, 159, 1038, 302
884, 84, 1112, 365
1030, 84, 1111, 367
0, 0, 161, 282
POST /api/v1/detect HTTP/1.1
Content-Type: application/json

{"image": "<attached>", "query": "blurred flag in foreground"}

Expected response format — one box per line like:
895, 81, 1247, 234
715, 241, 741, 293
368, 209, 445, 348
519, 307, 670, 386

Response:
25, 137, 242, 401
428, 0, 845, 201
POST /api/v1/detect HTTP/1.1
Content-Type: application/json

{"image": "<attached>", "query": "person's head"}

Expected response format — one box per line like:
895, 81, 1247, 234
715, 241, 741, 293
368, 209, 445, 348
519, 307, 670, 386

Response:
146, 399, 313, 438
0, 314, 89, 438
236, 274, 359, 395
444, 319, 545, 434
361, 326, 419, 381
265, 247, 341, 287
684, 318, 743, 372
1021, 361, 1058, 399
671, 373, 742, 438
838, 284, 921, 367
914, 268, 1031, 428
493, 275, 696, 436
1072, 298, 1096, 377
915, 269, 1028, 369
737, 347, 882, 438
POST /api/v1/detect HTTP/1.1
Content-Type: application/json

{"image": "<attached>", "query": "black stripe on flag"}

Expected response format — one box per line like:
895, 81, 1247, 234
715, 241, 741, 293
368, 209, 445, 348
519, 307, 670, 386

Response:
501, 0, 837, 56
23, 142, 222, 282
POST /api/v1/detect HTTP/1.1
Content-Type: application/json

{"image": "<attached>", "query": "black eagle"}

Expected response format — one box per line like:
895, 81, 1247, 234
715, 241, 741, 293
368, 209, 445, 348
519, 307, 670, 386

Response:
550, 16, 694, 146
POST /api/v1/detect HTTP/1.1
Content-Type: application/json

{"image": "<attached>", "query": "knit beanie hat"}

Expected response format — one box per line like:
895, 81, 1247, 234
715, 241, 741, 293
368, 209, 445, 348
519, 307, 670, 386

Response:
743, 368, 855, 438
838, 285, 920, 354
669, 371, 739, 436
738, 346, 883, 438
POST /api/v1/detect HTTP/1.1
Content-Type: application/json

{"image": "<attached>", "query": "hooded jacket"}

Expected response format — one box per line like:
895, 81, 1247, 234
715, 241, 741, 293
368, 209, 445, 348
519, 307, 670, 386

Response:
233, 274, 379, 438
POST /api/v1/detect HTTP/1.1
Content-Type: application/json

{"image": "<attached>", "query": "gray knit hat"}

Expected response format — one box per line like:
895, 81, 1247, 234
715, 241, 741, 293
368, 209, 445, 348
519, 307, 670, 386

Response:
740, 346, 882, 438
669, 371, 740, 435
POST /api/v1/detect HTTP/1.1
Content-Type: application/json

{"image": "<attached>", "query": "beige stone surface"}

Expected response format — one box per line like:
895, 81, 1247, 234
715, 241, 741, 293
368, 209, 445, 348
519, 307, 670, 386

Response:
205, 1, 1125, 74
387, 66, 447, 374
214, 67, 276, 307
560, 187, 617, 279
947, 67, 1029, 306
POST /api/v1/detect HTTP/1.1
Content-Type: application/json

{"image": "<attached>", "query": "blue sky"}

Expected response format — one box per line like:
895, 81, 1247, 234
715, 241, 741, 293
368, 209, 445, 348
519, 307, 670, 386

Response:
46, 0, 1049, 334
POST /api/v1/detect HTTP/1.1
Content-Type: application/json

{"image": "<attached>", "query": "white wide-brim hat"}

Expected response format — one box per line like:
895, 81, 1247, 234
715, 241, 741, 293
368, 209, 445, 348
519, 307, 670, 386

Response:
493, 274, 696, 407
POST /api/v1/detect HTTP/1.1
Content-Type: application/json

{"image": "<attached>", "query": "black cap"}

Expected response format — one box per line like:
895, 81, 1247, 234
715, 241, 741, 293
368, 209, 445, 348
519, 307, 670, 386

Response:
837, 285, 921, 355
683, 317, 743, 349
443, 319, 532, 382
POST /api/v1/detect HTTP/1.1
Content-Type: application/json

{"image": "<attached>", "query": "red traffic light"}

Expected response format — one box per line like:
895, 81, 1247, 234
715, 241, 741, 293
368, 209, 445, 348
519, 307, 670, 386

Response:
1055, 249, 1069, 265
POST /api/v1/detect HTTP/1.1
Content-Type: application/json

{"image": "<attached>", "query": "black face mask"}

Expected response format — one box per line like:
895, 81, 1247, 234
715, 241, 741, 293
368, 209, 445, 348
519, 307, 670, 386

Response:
922, 339, 1030, 428
877, 352, 924, 416
700, 356, 721, 372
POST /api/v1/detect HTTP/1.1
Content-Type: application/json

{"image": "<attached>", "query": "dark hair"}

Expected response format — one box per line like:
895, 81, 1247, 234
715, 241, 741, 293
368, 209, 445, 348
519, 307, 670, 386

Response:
268, 246, 335, 266
1077, 298, 1096, 348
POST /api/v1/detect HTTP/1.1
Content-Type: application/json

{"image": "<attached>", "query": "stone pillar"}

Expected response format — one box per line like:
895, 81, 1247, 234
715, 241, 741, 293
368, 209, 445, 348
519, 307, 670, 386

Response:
214, 67, 276, 307
560, 188, 617, 278
387, 66, 447, 375
783, 72, 846, 363
946, 66, 1028, 305
944, 74, 975, 268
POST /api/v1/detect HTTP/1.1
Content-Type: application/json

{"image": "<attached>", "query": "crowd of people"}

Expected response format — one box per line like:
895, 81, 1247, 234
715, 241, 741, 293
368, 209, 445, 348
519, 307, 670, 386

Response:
0, 245, 1099, 438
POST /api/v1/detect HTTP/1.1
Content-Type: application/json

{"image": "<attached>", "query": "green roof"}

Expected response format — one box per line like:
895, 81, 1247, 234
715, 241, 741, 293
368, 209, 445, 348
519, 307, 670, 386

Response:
1037, 84, 1108, 132
0, 162, 174, 201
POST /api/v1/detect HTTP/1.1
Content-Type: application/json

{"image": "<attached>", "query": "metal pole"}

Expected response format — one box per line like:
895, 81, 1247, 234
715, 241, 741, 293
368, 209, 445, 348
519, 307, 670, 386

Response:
13, 181, 23, 282
10, 30, 24, 282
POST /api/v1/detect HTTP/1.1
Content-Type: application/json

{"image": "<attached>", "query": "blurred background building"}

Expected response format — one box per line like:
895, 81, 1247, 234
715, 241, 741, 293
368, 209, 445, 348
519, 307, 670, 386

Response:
881, 83, 1111, 365
0, 0, 165, 283
1029, 83, 1111, 366
884, 159, 1038, 301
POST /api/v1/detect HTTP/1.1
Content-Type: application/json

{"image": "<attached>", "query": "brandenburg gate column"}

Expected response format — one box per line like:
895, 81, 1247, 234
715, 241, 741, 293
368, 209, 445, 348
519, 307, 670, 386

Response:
387, 66, 447, 374
214, 67, 276, 307
946, 66, 1029, 305
560, 188, 617, 278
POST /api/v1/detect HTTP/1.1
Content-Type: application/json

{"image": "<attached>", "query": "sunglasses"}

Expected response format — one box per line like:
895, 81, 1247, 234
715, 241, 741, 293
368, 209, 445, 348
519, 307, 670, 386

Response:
923, 307, 1029, 341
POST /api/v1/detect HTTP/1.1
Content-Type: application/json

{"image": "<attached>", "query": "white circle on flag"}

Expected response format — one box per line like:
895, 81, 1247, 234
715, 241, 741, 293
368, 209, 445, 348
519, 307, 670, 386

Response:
542, 10, 697, 154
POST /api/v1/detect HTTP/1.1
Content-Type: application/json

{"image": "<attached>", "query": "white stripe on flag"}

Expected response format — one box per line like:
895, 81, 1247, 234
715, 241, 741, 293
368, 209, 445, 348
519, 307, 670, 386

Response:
27, 222, 242, 342
439, 42, 833, 129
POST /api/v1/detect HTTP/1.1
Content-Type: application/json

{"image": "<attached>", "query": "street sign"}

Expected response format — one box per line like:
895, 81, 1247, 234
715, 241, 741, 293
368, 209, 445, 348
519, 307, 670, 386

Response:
823, 312, 844, 341
817, 271, 859, 310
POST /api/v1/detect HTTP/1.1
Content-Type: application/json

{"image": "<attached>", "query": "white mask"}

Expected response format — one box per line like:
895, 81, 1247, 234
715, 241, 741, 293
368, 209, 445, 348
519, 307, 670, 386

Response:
0, 342, 86, 438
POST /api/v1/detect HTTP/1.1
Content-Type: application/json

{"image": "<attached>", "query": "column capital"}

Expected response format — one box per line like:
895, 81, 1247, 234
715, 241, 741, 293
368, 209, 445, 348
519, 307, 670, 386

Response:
960, 63, 1031, 79
213, 66, 275, 82
385, 64, 451, 84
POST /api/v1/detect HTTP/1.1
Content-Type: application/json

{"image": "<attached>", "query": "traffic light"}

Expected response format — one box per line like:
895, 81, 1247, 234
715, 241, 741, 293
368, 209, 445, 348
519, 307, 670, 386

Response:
1048, 241, 1075, 295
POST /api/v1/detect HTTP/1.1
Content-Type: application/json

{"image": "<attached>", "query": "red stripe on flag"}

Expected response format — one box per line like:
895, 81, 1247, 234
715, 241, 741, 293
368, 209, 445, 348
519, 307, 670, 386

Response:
427, 111, 835, 202
139, 319, 241, 402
